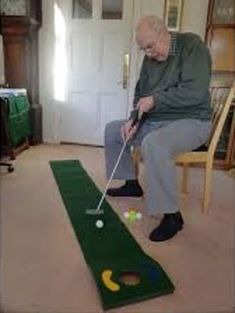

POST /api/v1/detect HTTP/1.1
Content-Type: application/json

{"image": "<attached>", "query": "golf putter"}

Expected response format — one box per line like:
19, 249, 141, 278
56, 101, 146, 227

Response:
85, 109, 143, 215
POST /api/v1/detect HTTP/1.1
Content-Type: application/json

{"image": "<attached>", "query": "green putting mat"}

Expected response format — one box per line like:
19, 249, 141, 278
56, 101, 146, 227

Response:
50, 160, 174, 310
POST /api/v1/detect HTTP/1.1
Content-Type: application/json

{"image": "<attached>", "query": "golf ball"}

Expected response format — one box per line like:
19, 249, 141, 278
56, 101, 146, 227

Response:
95, 219, 104, 228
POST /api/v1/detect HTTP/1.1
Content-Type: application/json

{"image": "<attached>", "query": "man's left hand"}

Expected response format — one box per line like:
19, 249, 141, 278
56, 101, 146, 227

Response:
137, 96, 154, 113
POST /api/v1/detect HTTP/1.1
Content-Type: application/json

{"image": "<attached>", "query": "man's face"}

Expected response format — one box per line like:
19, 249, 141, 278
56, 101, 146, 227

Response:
137, 30, 169, 61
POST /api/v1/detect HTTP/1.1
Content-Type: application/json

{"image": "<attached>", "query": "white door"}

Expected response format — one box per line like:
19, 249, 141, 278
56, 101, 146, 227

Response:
59, 0, 134, 145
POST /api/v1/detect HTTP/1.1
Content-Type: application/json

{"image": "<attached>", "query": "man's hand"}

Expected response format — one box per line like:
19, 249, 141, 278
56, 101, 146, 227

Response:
137, 96, 154, 112
121, 120, 138, 142
121, 96, 154, 142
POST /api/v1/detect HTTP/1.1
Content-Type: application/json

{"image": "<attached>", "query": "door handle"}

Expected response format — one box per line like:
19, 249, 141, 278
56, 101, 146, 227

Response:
122, 53, 130, 89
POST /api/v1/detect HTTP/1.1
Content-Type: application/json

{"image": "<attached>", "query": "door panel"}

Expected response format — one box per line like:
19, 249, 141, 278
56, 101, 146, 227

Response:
59, 0, 133, 145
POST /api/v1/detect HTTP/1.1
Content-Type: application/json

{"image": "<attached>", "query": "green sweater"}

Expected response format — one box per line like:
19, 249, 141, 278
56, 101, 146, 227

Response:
133, 32, 212, 122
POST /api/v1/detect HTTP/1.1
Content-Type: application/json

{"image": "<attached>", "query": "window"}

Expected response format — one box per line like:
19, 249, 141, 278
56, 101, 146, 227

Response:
102, 0, 123, 20
73, 0, 92, 19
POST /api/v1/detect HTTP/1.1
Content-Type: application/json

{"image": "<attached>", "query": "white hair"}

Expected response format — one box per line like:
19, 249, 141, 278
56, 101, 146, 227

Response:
136, 15, 167, 34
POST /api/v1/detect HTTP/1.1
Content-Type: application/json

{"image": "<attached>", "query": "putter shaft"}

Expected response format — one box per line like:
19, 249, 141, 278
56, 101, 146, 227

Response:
94, 139, 128, 213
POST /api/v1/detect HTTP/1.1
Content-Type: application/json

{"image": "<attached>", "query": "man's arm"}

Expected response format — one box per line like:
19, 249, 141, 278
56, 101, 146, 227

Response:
133, 57, 148, 106
152, 43, 211, 110
129, 57, 149, 119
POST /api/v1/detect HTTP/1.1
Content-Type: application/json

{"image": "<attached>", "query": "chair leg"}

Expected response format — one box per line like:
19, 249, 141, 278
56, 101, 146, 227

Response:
203, 160, 213, 213
181, 163, 188, 194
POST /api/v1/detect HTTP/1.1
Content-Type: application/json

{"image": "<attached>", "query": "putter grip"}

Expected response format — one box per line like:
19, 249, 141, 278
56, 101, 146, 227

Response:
131, 109, 143, 127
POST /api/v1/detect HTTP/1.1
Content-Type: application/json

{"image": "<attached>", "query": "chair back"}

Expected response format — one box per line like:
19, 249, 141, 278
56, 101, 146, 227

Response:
208, 81, 235, 155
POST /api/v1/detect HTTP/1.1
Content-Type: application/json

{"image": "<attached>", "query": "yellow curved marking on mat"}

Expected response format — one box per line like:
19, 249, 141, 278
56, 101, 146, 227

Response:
101, 269, 120, 292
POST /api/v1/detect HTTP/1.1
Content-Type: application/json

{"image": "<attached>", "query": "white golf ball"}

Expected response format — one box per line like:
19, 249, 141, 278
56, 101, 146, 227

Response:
95, 219, 104, 228
136, 212, 142, 220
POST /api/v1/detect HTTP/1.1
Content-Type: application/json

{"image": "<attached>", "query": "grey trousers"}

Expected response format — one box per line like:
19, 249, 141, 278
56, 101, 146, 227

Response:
105, 119, 211, 215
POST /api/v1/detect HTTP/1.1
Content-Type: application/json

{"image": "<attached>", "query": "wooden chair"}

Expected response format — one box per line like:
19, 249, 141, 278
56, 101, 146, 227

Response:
132, 81, 235, 213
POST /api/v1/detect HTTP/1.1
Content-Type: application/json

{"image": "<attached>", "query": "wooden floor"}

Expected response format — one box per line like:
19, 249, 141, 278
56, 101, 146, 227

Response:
1, 144, 234, 313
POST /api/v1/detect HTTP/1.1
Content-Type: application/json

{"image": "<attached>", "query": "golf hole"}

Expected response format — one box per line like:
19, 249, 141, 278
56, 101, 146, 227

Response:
119, 271, 140, 286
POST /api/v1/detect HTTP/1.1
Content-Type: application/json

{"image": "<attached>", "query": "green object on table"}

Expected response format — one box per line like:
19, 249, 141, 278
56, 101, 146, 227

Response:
50, 160, 175, 310
7, 95, 31, 146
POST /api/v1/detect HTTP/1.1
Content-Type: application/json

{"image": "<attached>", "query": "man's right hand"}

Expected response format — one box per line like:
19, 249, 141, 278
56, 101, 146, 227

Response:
121, 119, 138, 142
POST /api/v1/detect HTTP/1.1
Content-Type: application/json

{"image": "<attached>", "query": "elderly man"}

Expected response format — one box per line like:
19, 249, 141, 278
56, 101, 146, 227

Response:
104, 15, 212, 242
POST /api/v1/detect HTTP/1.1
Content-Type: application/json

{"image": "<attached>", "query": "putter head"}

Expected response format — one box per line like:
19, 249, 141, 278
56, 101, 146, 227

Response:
85, 209, 104, 215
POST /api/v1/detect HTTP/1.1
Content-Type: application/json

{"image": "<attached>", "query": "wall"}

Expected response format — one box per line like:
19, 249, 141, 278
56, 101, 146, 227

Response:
39, 0, 58, 142
181, 0, 209, 39
39, 0, 209, 143
0, 35, 5, 85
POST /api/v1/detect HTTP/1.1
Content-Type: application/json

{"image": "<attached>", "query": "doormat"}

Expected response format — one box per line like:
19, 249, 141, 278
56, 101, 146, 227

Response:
50, 160, 174, 310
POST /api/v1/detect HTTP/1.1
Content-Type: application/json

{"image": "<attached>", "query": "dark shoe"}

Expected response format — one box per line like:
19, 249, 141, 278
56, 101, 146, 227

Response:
149, 212, 184, 242
107, 180, 143, 197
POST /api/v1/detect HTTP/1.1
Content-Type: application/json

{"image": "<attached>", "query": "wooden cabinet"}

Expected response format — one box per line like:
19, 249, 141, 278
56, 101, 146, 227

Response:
205, 0, 235, 169
0, 0, 42, 144
206, 0, 235, 72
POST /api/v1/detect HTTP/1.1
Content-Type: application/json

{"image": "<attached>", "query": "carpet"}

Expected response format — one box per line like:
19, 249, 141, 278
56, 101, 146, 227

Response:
227, 168, 235, 180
